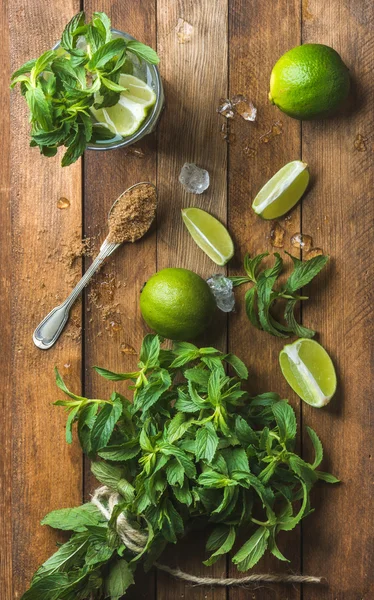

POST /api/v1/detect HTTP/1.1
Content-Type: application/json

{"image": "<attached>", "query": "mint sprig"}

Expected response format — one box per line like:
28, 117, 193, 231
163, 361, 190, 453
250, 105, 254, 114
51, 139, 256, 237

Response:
230, 251, 329, 338
21, 334, 337, 599
11, 11, 160, 166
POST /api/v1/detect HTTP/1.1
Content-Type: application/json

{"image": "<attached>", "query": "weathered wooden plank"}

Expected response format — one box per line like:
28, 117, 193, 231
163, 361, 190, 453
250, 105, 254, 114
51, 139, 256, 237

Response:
0, 0, 13, 597
156, 1, 228, 599
83, 1, 157, 598
301, 1, 374, 598
8, 2, 83, 596
228, 1, 302, 599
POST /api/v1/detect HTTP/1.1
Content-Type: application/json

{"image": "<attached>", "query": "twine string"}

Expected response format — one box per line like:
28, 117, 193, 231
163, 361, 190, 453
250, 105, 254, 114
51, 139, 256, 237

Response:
91, 486, 324, 587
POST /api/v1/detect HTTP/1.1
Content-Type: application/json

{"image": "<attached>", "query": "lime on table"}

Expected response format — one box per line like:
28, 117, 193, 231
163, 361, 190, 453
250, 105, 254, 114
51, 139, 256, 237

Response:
269, 44, 350, 120
181, 208, 234, 266
140, 267, 216, 340
252, 160, 309, 219
279, 338, 337, 407
91, 74, 156, 137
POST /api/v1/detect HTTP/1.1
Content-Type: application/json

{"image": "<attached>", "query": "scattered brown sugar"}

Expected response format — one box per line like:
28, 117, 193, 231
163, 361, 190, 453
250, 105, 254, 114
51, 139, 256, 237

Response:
107, 183, 157, 244
120, 342, 137, 355
61, 236, 93, 268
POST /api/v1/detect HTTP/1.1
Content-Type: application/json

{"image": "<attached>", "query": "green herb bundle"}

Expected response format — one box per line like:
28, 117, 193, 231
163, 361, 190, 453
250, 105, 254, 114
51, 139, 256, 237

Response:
231, 251, 329, 338
22, 335, 337, 599
10, 12, 159, 166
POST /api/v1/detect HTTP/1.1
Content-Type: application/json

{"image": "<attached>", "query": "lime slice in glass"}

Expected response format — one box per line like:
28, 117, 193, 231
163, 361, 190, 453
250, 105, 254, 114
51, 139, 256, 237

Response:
252, 160, 309, 219
279, 338, 337, 407
181, 208, 234, 266
91, 75, 156, 137
118, 73, 157, 108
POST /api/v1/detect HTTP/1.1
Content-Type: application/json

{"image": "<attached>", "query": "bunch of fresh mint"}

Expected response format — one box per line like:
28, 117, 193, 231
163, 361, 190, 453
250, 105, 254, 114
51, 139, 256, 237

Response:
231, 251, 329, 338
10, 11, 159, 166
21, 334, 337, 600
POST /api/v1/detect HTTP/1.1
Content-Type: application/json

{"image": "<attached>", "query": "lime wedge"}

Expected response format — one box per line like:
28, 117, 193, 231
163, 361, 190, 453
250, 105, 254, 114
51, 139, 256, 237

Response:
252, 160, 309, 219
181, 208, 234, 266
91, 75, 156, 137
118, 74, 157, 108
279, 338, 337, 407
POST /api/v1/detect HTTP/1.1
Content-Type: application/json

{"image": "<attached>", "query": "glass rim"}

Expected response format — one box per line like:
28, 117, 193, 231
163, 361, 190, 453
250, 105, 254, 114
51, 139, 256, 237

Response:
52, 28, 163, 151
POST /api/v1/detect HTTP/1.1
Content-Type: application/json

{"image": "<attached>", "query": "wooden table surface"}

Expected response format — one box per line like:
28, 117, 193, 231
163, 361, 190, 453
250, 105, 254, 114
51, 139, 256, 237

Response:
1, 1, 373, 599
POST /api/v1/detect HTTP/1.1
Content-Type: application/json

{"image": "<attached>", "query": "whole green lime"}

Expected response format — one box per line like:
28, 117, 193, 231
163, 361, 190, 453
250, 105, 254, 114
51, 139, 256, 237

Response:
269, 44, 350, 119
140, 268, 216, 340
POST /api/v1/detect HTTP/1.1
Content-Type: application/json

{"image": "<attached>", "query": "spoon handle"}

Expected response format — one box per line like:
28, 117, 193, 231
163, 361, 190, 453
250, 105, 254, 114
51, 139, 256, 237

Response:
33, 239, 119, 350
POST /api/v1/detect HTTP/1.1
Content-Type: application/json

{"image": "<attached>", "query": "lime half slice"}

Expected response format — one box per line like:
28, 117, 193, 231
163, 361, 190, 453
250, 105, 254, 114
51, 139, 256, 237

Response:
91, 74, 156, 137
252, 160, 309, 219
279, 338, 337, 407
118, 73, 156, 108
181, 208, 234, 266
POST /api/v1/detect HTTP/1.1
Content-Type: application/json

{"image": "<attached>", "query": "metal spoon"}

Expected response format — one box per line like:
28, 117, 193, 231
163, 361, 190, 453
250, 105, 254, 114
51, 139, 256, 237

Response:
33, 182, 156, 350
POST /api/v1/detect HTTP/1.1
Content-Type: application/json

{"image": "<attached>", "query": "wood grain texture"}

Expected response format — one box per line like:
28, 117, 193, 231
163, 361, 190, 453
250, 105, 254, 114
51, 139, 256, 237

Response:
227, 1, 302, 599
1, 1, 374, 599
301, 1, 374, 598
156, 1, 228, 599
83, 2, 157, 598
0, 0, 12, 597
8, 2, 83, 597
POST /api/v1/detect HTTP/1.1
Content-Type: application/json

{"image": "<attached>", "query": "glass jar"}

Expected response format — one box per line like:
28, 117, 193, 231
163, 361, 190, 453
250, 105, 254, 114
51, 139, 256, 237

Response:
53, 29, 164, 152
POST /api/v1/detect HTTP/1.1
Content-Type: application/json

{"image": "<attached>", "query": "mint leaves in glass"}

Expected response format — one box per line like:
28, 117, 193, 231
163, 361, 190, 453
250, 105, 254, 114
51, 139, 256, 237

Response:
11, 11, 161, 166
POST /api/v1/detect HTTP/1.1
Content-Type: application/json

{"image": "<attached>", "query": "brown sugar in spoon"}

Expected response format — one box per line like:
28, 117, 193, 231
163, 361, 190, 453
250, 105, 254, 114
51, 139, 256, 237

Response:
33, 182, 157, 350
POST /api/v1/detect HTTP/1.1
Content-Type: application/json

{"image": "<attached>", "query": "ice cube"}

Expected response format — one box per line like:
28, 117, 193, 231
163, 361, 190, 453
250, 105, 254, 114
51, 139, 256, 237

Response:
175, 18, 194, 43
305, 247, 324, 260
179, 163, 210, 194
290, 232, 313, 252
217, 98, 235, 119
270, 222, 285, 248
207, 275, 235, 313
231, 95, 257, 121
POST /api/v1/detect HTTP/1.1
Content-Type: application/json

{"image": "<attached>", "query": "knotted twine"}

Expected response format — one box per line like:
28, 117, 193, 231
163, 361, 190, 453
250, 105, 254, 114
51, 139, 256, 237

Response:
91, 486, 324, 587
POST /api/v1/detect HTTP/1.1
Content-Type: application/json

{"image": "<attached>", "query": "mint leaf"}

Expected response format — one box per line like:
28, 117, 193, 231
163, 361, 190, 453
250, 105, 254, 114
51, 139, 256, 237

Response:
61, 11, 85, 51
41, 504, 103, 532
245, 287, 261, 329
104, 559, 134, 599
94, 366, 139, 381
21, 573, 71, 600
277, 481, 308, 531
11, 59, 36, 80
93, 12, 112, 43
139, 334, 161, 368
134, 369, 171, 412
284, 252, 329, 293
25, 86, 52, 130
316, 471, 340, 483
195, 423, 219, 463
306, 426, 323, 468
33, 532, 89, 579
90, 396, 123, 452
204, 525, 235, 566
61, 125, 86, 167
91, 461, 124, 490
244, 252, 269, 281
284, 298, 315, 338
87, 38, 126, 70
232, 526, 270, 571
126, 40, 160, 64
98, 441, 141, 461
272, 400, 297, 443
288, 455, 317, 487
224, 353, 248, 379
